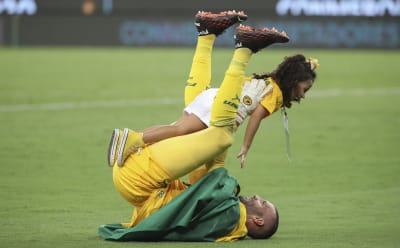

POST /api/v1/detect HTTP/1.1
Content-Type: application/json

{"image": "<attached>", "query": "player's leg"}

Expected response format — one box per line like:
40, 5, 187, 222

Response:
140, 113, 207, 144
108, 25, 290, 168
148, 48, 253, 178
184, 33, 214, 107
107, 11, 248, 167
148, 25, 290, 179
108, 128, 143, 167
185, 10, 247, 106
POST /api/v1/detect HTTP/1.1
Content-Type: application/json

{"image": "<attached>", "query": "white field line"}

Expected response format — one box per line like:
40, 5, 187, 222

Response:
0, 98, 182, 112
0, 87, 399, 112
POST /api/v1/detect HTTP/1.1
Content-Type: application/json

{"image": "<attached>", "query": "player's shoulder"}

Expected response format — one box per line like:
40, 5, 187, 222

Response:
265, 77, 279, 91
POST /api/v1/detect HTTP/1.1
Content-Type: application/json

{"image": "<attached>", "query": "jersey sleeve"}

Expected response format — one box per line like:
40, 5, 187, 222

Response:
259, 78, 283, 114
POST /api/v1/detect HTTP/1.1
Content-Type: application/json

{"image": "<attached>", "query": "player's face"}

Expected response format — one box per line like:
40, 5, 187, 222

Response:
290, 79, 314, 103
240, 195, 278, 238
240, 195, 276, 217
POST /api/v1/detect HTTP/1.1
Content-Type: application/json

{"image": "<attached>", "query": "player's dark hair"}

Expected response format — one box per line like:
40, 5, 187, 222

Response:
253, 54, 317, 108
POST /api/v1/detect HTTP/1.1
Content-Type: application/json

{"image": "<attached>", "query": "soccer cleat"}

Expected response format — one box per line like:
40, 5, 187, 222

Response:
195, 10, 248, 36
234, 25, 290, 53
107, 128, 122, 167
116, 128, 144, 167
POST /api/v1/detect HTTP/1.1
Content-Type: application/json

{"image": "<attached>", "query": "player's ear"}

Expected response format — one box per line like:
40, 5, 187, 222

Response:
252, 216, 265, 227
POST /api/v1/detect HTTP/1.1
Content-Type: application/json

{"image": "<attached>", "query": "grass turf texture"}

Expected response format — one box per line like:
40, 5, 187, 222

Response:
0, 47, 399, 248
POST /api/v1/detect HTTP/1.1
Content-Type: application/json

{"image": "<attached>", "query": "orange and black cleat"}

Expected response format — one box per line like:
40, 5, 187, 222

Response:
195, 10, 248, 36
234, 25, 290, 53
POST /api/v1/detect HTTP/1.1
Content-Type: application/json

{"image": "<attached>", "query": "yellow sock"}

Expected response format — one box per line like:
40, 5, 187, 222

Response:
210, 48, 252, 127
185, 34, 215, 106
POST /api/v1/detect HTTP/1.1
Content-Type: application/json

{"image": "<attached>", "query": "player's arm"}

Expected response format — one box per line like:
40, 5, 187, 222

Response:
237, 104, 270, 167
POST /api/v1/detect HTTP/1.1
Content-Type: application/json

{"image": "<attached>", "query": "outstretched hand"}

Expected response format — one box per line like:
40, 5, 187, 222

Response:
236, 147, 248, 168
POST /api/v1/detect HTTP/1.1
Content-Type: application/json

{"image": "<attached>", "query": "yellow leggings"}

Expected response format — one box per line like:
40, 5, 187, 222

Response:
184, 35, 214, 107
148, 36, 252, 179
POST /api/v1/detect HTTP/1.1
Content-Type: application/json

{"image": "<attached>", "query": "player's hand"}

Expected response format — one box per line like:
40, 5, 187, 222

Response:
236, 79, 270, 124
236, 147, 248, 168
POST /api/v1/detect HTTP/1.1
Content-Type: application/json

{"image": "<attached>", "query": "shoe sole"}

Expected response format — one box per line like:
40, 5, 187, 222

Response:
107, 128, 120, 167
196, 14, 248, 24
235, 25, 289, 52
195, 11, 248, 36
237, 28, 289, 43
117, 128, 129, 167
195, 11, 247, 22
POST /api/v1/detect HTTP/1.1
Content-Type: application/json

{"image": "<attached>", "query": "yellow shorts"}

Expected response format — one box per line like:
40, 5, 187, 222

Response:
112, 147, 187, 208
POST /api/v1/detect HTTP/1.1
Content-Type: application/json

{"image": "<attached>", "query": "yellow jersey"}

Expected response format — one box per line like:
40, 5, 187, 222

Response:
259, 77, 283, 114
113, 147, 247, 241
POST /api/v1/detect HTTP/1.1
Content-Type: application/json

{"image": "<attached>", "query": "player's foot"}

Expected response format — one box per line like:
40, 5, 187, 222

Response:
107, 128, 122, 167
116, 128, 144, 167
234, 25, 289, 53
195, 10, 248, 36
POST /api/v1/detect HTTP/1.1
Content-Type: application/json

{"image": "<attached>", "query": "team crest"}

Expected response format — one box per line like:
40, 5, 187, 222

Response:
243, 95, 252, 106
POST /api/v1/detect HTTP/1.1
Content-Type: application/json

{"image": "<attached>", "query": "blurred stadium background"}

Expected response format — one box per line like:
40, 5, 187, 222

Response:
1, 0, 399, 48
1, 1, 400, 248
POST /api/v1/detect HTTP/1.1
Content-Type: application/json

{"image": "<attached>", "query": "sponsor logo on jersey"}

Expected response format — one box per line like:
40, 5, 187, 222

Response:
185, 82, 197, 87
223, 100, 239, 109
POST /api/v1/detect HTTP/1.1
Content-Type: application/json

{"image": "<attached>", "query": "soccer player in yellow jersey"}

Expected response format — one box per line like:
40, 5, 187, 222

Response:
108, 14, 318, 169
101, 11, 315, 242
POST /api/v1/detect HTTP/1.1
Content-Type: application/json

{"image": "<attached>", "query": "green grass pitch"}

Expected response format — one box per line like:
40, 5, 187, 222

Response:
0, 47, 399, 248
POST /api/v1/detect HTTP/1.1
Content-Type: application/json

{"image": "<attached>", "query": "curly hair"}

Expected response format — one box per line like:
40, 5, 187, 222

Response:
253, 54, 317, 108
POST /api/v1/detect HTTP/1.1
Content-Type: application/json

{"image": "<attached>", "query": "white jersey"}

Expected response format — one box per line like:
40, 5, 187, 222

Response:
184, 88, 218, 127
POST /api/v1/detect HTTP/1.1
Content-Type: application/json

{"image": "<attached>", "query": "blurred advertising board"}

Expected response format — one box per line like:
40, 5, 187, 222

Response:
1, 0, 399, 48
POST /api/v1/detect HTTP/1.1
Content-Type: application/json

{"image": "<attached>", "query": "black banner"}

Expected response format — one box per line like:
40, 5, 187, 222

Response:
1, 0, 399, 48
